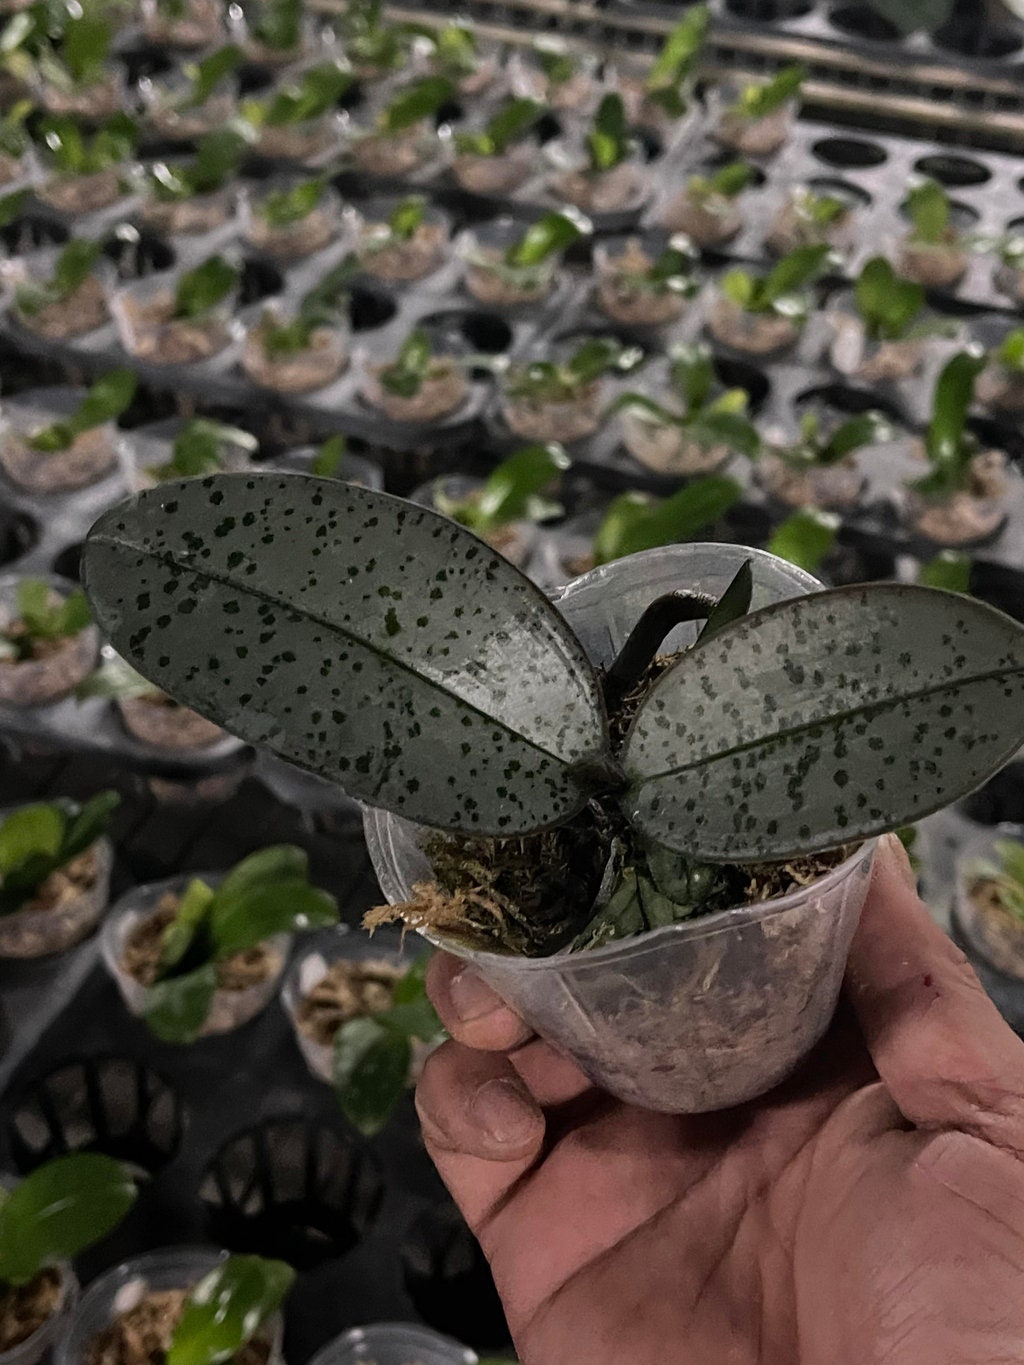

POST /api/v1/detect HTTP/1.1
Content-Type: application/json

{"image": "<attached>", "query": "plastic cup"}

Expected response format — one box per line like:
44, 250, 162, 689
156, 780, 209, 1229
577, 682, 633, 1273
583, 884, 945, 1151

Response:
0, 1264, 77, 1365
57, 1249, 283, 1365
309, 1324, 476, 1365
954, 823, 1024, 991
365, 543, 877, 1113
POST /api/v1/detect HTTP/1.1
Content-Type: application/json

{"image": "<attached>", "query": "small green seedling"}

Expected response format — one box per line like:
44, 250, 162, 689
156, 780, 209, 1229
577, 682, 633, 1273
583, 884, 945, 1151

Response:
15, 239, 102, 318
424, 22, 480, 79
0, 1154, 136, 1291
248, 0, 301, 51
454, 96, 546, 156
165, 1255, 295, 1365
609, 343, 759, 457
685, 161, 753, 205
853, 257, 930, 342
172, 256, 238, 321
83, 476, 1024, 954
904, 178, 959, 247
728, 64, 805, 120
255, 255, 357, 359
146, 127, 250, 204
644, 6, 709, 117
244, 63, 352, 129
0, 100, 32, 160
720, 244, 832, 322
435, 443, 571, 534
606, 236, 699, 297
178, 45, 243, 109
0, 580, 93, 664
785, 186, 848, 230
505, 337, 644, 405
259, 175, 328, 229
137, 846, 339, 1043
991, 330, 1024, 374
40, 113, 137, 178
766, 507, 839, 574
311, 434, 346, 477
78, 651, 164, 703
914, 349, 986, 497
39, 8, 115, 90
152, 420, 258, 482
379, 328, 451, 399
471, 210, 588, 290
343, 0, 413, 72
917, 549, 972, 593
774, 408, 893, 470
25, 370, 136, 454
968, 837, 1024, 924
593, 474, 742, 564
0, 792, 119, 916
333, 953, 444, 1135
376, 76, 453, 136
584, 93, 630, 174
534, 38, 577, 89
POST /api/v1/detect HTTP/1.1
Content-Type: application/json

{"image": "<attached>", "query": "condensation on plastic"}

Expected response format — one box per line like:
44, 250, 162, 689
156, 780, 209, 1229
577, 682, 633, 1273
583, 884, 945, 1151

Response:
309, 1323, 477, 1365
364, 543, 877, 1113
56, 1249, 283, 1365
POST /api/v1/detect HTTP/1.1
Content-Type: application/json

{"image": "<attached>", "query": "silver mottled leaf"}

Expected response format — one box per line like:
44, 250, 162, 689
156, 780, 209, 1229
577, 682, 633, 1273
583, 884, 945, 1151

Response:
625, 584, 1024, 861
83, 475, 607, 834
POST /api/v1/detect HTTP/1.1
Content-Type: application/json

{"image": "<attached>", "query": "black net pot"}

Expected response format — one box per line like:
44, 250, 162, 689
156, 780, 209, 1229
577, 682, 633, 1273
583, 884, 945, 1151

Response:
401, 1200, 512, 1354
200, 1114, 384, 1270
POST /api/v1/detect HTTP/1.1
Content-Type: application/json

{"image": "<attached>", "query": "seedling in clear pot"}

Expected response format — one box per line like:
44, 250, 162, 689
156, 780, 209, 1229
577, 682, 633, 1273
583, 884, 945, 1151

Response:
350, 76, 452, 179
234, 0, 307, 65
593, 232, 699, 327
0, 1154, 136, 1365
120, 418, 257, 493
0, 792, 118, 958
708, 244, 832, 356
715, 64, 804, 157
36, 115, 137, 218
660, 161, 754, 248
83, 481, 1024, 1110
634, 6, 709, 127
11, 239, 109, 341
60, 1249, 292, 1365
903, 350, 1011, 547
143, 45, 243, 143
241, 62, 351, 163
418, 442, 571, 568
139, 127, 250, 239
0, 102, 33, 187
243, 257, 358, 395
976, 328, 1024, 414
33, 10, 123, 120
500, 336, 644, 445
112, 256, 240, 367
243, 175, 342, 262
0, 371, 135, 493
757, 408, 893, 512
102, 846, 339, 1043
608, 343, 760, 476
0, 576, 99, 708
830, 256, 952, 383
140, 0, 225, 50
452, 96, 547, 197
421, 22, 499, 97
78, 651, 230, 753
767, 184, 857, 258
461, 211, 588, 310
548, 93, 648, 216
511, 37, 599, 115
361, 327, 469, 425
956, 826, 1024, 986
897, 179, 971, 291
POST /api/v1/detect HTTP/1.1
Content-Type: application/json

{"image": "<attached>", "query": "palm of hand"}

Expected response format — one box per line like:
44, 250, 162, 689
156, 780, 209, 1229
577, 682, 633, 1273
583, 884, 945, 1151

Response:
418, 842, 1024, 1365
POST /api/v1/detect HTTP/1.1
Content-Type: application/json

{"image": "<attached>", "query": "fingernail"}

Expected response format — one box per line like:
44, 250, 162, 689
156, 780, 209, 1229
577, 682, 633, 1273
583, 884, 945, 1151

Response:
449, 966, 501, 1022
470, 1078, 538, 1146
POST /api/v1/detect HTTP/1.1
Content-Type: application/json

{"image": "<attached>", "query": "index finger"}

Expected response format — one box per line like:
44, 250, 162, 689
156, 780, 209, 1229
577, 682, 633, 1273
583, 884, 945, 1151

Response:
846, 833, 1024, 1155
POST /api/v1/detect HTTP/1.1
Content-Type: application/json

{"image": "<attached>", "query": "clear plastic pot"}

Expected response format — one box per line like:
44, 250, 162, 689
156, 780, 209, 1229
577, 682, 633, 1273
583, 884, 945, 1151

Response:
242, 305, 349, 395
0, 573, 100, 707
896, 238, 968, 291
0, 819, 112, 959
452, 143, 533, 197
139, 181, 239, 239
0, 388, 120, 493
140, 0, 225, 48
117, 695, 227, 751
8, 248, 112, 340
0, 1263, 77, 1365
902, 450, 1010, 548
282, 924, 422, 1083
546, 145, 648, 216
660, 187, 743, 247
593, 234, 692, 327
242, 183, 345, 262
756, 450, 867, 512
707, 294, 802, 356
57, 1248, 283, 1365
350, 124, 439, 179
144, 82, 239, 142
101, 875, 290, 1040
110, 267, 240, 367
359, 355, 468, 425
458, 218, 558, 309
356, 200, 451, 284
117, 416, 254, 494
714, 97, 796, 158
365, 544, 877, 1113
619, 407, 730, 478
37, 169, 126, 219
256, 114, 345, 165
954, 823, 1024, 985
309, 1324, 475, 1365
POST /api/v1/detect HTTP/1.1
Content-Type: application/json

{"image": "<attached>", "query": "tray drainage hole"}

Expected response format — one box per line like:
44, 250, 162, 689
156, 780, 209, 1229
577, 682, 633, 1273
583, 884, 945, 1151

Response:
725, 0, 812, 16
104, 227, 176, 280
0, 509, 39, 567
0, 214, 69, 254
50, 541, 84, 582
828, 5, 899, 40
348, 284, 397, 332
913, 153, 992, 188
933, 20, 1022, 58
811, 136, 888, 169
795, 382, 904, 425
460, 313, 513, 354
807, 175, 873, 208
239, 258, 285, 306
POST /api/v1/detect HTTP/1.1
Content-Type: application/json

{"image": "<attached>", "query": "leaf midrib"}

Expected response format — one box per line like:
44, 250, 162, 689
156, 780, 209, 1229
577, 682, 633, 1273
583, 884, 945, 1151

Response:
89, 530, 603, 770
630, 663, 1024, 781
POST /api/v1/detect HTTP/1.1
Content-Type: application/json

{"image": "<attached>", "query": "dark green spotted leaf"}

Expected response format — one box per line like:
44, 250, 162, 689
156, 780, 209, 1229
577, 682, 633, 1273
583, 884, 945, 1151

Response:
624, 584, 1024, 862
83, 478, 607, 835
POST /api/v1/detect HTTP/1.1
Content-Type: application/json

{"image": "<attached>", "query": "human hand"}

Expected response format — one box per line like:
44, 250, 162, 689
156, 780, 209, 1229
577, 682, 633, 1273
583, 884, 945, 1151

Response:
416, 835, 1024, 1365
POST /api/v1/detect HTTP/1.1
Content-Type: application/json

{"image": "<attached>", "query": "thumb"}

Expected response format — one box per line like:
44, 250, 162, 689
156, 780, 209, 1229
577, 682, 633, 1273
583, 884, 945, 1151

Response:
846, 834, 1024, 1155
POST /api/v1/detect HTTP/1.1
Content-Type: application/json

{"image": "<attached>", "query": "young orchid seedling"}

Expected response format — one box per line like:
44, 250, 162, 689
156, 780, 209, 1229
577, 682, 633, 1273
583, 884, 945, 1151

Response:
23, 370, 137, 458
718, 64, 804, 155
13, 239, 105, 337
665, 161, 753, 246
769, 185, 853, 256
712, 244, 833, 354
365, 327, 468, 425
244, 62, 351, 133
83, 472, 1024, 957
967, 836, 1024, 924
434, 443, 571, 539
760, 408, 892, 512
465, 210, 588, 307
144, 127, 250, 211
591, 475, 742, 567
899, 178, 971, 289
501, 336, 644, 444
595, 234, 700, 327
766, 507, 839, 575
642, 6, 709, 119
0, 792, 118, 915
150, 420, 258, 484
171, 255, 238, 321
163, 1256, 295, 1365
454, 96, 547, 160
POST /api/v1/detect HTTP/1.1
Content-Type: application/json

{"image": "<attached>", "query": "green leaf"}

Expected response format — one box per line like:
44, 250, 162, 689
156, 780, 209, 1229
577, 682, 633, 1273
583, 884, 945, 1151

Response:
906, 179, 950, 245
210, 880, 338, 958
0, 187, 30, 229
923, 350, 985, 489
568, 337, 637, 386
83, 478, 607, 836
854, 257, 925, 343
217, 844, 310, 901
387, 196, 426, 240
74, 369, 137, 433
505, 210, 588, 269
767, 508, 839, 573
996, 330, 1024, 372
688, 407, 760, 458
167, 1256, 294, 1365
0, 791, 116, 916
625, 584, 1024, 861
709, 161, 753, 198
669, 344, 715, 413
63, 13, 111, 85
143, 963, 219, 1044
312, 435, 345, 476
158, 878, 216, 973
251, 0, 300, 50
381, 327, 433, 398
481, 96, 545, 153
260, 176, 326, 228
695, 559, 753, 644
187, 44, 243, 107
594, 476, 741, 564
384, 954, 443, 1040
762, 244, 832, 306
17, 238, 100, 316
587, 93, 627, 173
61, 789, 119, 862
173, 257, 237, 320
821, 410, 892, 463
470, 443, 570, 533
41, 114, 137, 175
0, 804, 65, 876
333, 1016, 411, 1136
995, 839, 1024, 895
646, 6, 708, 93
0, 1155, 136, 1286
160, 421, 256, 482
381, 76, 453, 133
263, 62, 351, 126
917, 550, 971, 593
733, 64, 804, 119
